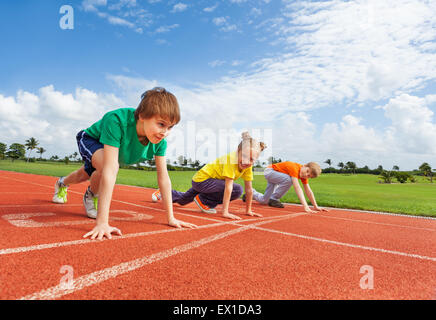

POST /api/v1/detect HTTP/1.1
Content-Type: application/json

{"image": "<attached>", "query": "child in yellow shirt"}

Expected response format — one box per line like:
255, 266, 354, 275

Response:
153, 132, 266, 220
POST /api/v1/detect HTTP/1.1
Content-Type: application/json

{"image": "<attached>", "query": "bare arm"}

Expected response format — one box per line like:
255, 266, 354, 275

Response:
84, 145, 121, 240
155, 156, 197, 229
244, 180, 262, 217
303, 183, 328, 212
222, 178, 241, 220
292, 178, 316, 214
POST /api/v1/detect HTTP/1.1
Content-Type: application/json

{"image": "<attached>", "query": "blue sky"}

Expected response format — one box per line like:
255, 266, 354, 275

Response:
0, 0, 283, 93
1, 0, 436, 170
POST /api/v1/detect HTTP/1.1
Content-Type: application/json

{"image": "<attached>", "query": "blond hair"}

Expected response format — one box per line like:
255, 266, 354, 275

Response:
237, 132, 267, 153
134, 87, 181, 124
306, 162, 322, 178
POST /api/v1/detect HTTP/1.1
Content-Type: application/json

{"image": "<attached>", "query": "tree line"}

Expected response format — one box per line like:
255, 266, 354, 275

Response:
1, 140, 434, 183
0, 139, 204, 170
0, 139, 80, 164
323, 159, 434, 183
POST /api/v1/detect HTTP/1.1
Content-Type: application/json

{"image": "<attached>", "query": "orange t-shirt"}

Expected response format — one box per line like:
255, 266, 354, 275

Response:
268, 161, 308, 184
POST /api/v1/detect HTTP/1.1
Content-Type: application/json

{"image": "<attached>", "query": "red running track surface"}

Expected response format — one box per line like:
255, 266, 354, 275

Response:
0, 170, 435, 300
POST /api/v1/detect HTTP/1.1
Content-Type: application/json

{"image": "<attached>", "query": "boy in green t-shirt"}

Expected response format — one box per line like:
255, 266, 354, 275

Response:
52, 87, 197, 240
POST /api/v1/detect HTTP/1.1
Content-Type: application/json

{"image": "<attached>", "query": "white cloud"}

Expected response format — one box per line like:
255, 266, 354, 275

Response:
204, 4, 218, 13
192, 0, 436, 121
82, 0, 107, 12
212, 17, 227, 26
155, 38, 169, 45
171, 3, 188, 13
6, 0, 436, 170
382, 93, 436, 154
154, 24, 179, 33
3, 80, 435, 169
250, 8, 262, 17
208, 60, 226, 68
212, 16, 238, 32
274, 0, 436, 105
320, 115, 386, 154
207, 60, 243, 68
105, 14, 135, 28
82, 0, 151, 33
108, 0, 137, 11
0, 86, 124, 158
220, 24, 237, 32
106, 74, 159, 106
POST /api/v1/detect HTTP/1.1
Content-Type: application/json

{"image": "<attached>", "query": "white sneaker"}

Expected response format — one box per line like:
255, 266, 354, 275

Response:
151, 189, 161, 202
83, 187, 98, 219
53, 178, 68, 204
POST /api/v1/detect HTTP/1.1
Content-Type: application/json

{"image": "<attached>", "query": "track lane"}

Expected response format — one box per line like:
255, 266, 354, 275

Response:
1, 170, 435, 300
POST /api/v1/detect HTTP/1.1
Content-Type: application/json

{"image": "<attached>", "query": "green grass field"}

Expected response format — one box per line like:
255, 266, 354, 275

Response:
1, 160, 435, 217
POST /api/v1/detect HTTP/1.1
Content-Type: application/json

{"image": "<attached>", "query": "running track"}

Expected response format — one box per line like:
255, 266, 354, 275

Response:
0, 170, 435, 300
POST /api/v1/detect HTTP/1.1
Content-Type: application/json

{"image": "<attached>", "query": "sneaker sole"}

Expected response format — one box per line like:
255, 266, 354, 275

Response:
52, 197, 67, 204
86, 211, 97, 219
268, 204, 284, 208
194, 197, 217, 214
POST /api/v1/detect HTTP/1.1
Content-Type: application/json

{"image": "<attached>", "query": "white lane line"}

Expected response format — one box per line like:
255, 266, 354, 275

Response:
18, 216, 292, 300
0, 204, 82, 208
0, 192, 49, 195
312, 214, 436, 232
0, 214, 295, 256
1, 211, 153, 228
252, 225, 436, 262
284, 203, 436, 220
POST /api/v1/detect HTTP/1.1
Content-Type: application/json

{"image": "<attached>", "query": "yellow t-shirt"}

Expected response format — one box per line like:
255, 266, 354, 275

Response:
192, 152, 253, 182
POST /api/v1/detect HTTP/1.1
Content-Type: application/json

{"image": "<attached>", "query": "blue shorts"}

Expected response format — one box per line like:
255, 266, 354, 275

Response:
76, 130, 104, 177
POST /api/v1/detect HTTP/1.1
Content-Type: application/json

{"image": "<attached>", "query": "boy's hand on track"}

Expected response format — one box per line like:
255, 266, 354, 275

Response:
83, 223, 122, 240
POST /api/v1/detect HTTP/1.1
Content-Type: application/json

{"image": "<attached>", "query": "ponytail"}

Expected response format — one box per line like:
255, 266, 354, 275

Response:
238, 131, 267, 152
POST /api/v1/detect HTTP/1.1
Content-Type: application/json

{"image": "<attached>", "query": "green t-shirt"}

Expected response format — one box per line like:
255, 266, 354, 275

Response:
84, 108, 167, 165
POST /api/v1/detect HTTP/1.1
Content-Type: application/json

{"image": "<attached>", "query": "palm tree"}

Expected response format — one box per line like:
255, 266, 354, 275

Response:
0, 142, 6, 159
324, 159, 332, 168
379, 170, 393, 184
36, 147, 46, 159
25, 137, 39, 162
338, 162, 345, 173
392, 165, 400, 171
346, 161, 357, 174
72, 151, 78, 161
419, 162, 433, 183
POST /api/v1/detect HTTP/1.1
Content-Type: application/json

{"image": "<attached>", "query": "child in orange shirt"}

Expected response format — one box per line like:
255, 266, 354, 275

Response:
246, 161, 328, 213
